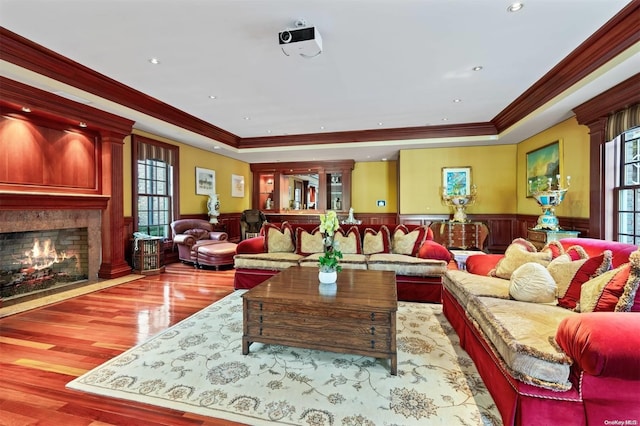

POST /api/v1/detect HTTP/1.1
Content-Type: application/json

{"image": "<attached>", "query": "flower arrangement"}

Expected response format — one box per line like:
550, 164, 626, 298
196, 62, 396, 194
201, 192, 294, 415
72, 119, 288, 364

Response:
318, 210, 343, 273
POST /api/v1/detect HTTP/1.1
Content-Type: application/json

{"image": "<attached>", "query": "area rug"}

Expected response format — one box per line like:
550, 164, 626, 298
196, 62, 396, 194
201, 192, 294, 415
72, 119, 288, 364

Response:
67, 290, 501, 425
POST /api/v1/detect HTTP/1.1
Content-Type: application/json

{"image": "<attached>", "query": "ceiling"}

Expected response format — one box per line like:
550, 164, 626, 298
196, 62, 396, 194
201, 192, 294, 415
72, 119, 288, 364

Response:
0, 0, 638, 163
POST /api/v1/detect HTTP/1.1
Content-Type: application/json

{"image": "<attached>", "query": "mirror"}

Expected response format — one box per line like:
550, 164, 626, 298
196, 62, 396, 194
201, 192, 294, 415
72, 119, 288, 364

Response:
281, 173, 319, 210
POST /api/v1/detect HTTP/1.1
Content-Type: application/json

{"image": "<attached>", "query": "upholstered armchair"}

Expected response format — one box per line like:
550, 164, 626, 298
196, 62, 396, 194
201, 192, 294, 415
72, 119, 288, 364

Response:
171, 219, 228, 263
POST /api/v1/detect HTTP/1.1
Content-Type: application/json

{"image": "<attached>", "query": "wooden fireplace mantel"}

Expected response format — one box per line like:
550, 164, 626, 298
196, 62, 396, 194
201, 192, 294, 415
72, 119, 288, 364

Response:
0, 191, 110, 210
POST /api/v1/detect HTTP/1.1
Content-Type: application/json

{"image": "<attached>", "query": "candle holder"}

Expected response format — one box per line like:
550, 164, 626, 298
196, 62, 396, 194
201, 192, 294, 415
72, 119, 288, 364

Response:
530, 175, 570, 231
441, 185, 477, 223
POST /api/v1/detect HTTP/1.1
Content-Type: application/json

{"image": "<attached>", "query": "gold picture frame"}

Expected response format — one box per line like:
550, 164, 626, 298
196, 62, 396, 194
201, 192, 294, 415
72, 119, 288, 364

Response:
526, 141, 561, 197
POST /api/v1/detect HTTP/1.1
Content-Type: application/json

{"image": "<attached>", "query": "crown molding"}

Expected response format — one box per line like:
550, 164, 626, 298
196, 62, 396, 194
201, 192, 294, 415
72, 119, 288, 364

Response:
492, 1, 640, 131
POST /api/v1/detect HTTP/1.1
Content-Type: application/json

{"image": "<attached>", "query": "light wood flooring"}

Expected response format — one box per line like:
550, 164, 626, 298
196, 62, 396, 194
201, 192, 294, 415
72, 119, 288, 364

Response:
0, 263, 245, 425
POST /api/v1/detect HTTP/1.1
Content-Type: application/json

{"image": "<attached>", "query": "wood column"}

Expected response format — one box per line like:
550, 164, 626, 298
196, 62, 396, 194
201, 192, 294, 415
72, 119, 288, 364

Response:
587, 118, 608, 240
98, 131, 131, 278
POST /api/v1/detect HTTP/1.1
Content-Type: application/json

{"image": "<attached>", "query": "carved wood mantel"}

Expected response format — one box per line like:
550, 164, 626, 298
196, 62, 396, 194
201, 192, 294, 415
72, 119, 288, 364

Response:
0, 77, 135, 279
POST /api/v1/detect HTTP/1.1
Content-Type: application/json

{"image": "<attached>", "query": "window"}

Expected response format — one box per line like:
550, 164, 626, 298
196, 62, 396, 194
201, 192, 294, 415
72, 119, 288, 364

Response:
133, 136, 179, 239
615, 127, 640, 244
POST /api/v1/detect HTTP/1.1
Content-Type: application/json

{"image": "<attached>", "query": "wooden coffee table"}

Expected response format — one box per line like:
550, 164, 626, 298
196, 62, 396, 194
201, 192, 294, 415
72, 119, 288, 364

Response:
242, 267, 398, 375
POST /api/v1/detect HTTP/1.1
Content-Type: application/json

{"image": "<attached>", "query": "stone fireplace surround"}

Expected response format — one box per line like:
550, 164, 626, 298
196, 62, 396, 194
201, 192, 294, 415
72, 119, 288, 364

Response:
0, 209, 101, 298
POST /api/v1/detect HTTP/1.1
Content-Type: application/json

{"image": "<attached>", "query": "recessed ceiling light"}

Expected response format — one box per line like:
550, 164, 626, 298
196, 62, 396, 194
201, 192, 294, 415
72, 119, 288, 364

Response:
79, 122, 87, 128
472, 66, 483, 71
266, 130, 272, 134
208, 95, 217, 100
442, 118, 449, 121
378, 122, 384, 126
453, 99, 462, 103
213, 145, 221, 150
243, 116, 250, 120
21, 106, 31, 112
320, 126, 325, 130
507, 2, 524, 12
149, 57, 160, 65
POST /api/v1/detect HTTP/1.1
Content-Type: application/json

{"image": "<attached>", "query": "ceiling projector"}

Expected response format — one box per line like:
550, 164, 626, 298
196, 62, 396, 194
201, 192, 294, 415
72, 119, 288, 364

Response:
278, 26, 322, 58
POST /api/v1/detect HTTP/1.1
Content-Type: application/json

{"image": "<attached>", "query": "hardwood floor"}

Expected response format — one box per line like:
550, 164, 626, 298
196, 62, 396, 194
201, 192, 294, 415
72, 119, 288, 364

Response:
0, 263, 246, 425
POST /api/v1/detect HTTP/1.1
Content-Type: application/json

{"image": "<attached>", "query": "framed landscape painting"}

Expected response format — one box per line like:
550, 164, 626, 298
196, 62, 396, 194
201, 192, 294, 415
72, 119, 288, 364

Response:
442, 167, 471, 196
526, 141, 561, 197
195, 167, 215, 195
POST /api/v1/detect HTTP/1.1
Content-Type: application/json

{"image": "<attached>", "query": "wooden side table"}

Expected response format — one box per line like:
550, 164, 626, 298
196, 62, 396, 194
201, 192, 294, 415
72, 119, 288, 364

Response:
430, 221, 489, 250
527, 229, 580, 250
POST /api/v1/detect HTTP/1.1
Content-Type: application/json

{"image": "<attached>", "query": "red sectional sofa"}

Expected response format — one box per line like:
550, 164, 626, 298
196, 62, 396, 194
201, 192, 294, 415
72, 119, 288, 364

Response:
442, 237, 640, 425
233, 222, 452, 303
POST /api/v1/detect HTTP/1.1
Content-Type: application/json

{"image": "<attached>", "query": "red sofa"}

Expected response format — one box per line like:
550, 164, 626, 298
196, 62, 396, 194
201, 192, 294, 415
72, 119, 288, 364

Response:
233, 223, 452, 303
442, 237, 640, 425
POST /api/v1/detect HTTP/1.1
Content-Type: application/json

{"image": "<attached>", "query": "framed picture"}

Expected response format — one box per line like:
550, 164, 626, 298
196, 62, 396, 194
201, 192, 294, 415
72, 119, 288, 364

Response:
195, 167, 215, 195
442, 167, 471, 196
526, 141, 561, 197
231, 174, 245, 197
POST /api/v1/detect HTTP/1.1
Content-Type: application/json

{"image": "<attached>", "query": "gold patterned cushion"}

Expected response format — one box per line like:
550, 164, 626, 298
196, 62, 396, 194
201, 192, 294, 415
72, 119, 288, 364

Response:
334, 226, 361, 254
362, 226, 391, 255
295, 226, 324, 255
263, 222, 295, 253
492, 239, 552, 279
391, 225, 427, 256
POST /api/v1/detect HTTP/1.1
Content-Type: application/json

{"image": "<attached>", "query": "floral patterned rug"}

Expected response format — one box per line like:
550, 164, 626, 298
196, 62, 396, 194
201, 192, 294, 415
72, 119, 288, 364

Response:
67, 290, 501, 425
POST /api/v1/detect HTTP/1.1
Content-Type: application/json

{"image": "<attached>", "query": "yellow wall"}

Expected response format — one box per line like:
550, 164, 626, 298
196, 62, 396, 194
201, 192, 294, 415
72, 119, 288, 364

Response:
399, 145, 518, 215
516, 117, 590, 218
352, 161, 397, 213
123, 130, 251, 217
124, 118, 590, 219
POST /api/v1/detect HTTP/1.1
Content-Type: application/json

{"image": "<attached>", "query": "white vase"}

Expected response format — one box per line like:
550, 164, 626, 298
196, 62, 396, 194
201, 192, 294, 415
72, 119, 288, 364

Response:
318, 270, 337, 285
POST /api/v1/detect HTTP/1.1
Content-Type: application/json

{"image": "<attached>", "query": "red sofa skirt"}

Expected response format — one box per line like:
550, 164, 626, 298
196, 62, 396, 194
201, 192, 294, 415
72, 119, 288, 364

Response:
442, 287, 585, 425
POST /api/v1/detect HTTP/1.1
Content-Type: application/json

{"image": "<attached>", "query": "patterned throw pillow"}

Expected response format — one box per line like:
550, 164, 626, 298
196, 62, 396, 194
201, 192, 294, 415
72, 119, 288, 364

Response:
541, 240, 565, 259
391, 225, 427, 256
491, 239, 552, 279
554, 250, 612, 310
509, 262, 557, 303
580, 248, 640, 312
295, 226, 324, 255
363, 226, 391, 255
334, 226, 362, 254
263, 222, 295, 253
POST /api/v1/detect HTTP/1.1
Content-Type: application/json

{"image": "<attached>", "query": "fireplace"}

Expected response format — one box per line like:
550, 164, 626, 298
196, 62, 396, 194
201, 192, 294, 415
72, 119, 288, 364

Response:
0, 208, 102, 306
0, 228, 89, 299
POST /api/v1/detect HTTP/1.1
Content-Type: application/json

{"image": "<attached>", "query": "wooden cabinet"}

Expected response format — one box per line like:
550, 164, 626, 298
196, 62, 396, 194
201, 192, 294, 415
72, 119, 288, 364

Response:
527, 229, 580, 250
429, 221, 489, 250
251, 160, 354, 212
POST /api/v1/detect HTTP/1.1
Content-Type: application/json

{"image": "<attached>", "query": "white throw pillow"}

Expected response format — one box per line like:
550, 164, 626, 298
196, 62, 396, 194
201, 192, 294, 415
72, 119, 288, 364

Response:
509, 262, 557, 303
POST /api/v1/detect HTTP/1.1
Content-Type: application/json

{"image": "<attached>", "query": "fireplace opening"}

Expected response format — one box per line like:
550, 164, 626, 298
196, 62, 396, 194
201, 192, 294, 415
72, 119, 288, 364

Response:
0, 227, 89, 301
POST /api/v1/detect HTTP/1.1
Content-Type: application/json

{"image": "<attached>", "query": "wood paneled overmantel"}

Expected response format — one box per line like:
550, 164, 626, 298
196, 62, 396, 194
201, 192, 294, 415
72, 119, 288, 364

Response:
1, 77, 135, 279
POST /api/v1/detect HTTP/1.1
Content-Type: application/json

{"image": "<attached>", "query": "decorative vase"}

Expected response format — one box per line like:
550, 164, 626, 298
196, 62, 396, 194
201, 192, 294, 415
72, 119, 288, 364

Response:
318, 270, 337, 284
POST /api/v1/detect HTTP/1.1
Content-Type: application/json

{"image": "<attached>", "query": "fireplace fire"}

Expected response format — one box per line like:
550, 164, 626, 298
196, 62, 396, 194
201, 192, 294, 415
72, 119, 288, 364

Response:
0, 228, 88, 300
